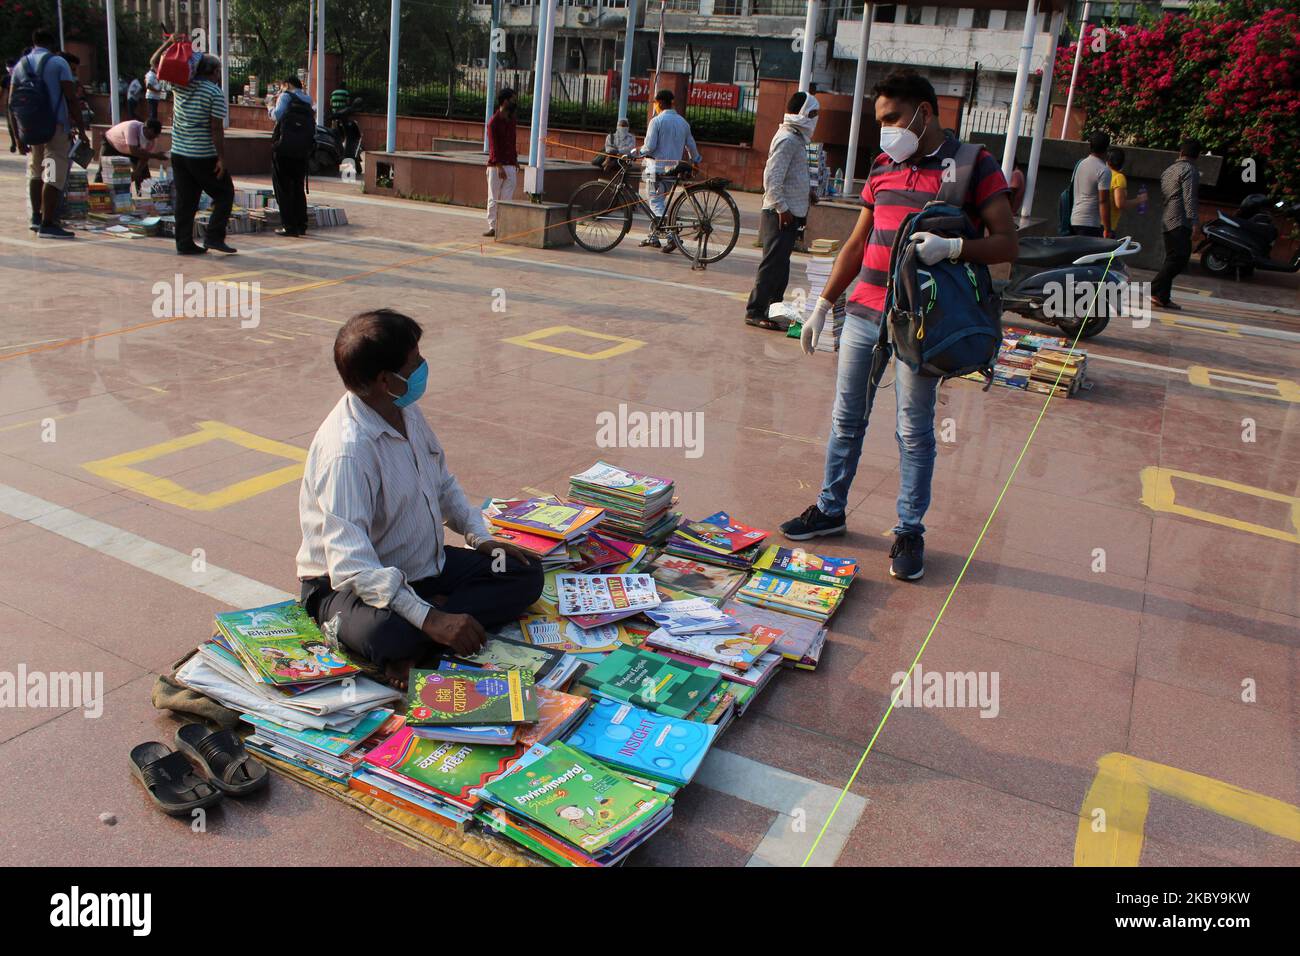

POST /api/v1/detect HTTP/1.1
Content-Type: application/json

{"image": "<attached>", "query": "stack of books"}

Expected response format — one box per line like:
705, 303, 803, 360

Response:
475, 741, 674, 866
568, 461, 679, 544
664, 511, 769, 570
489, 497, 605, 545
806, 245, 845, 353
63, 169, 89, 220
242, 707, 399, 782
566, 696, 718, 789
719, 600, 829, 671
555, 572, 661, 629
647, 553, 747, 604
482, 496, 575, 567
1029, 347, 1087, 397
99, 156, 135, 212
734, 572, 846, 623
308, 205, 349, 227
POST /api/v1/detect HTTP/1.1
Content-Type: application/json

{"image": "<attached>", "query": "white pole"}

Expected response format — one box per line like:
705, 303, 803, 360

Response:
220, 0, 229, 128
1060, 0, 1090, 141
653, 1, 665, 79
483, 0, 499, 150
844, 4, 872, 189
57, 0, 65, 48
386, 0, 400, 151
534, 0, 558, 193
799, 0, 819, 90
526, 0, 552, 167
206, 0, 217, 53
316, 0, 326, 125
1001, 0, 1039, 181
617, 0, 638, 123
1020, 10, 1064, 221
307, 0, 315, 99
106, 0, 120, 126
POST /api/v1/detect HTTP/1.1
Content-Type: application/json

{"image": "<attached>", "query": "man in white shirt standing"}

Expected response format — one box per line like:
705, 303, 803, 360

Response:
297, 310, 543, 685
144, 67, 165, 122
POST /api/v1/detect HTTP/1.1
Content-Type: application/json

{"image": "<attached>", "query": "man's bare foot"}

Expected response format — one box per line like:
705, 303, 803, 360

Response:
384, 659, 417, 691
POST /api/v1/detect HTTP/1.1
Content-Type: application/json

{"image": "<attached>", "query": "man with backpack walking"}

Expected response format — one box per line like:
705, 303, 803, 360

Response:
5, 28, 82, 239
150, 36, 236, 256
782, 70, 1017, 582
269, 76, 314, 237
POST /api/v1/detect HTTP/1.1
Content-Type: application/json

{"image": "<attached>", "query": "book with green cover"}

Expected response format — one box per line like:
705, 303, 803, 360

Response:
578, 647, 721, 719
362, 727, 521, 810
214, 600, 359, 686
405, 668, 538, 726
477, 741, 669, 856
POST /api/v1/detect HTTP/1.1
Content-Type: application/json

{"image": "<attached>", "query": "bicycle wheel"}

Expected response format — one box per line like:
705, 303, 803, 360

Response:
667, 186, 741, 265
567, 180, 633, 253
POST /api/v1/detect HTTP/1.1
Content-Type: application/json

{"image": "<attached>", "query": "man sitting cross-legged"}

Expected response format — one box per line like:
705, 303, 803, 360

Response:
297, 309, 543, 687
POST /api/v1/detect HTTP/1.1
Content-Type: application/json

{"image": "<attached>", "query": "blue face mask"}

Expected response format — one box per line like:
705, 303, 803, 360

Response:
388, 359, 428, 408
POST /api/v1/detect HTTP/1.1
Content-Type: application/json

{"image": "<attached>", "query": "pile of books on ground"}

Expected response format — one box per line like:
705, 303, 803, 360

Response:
188, 460, 861, 866
235, 187, 276, 210
782, 239, 845, 348
964, 328, 1089, 398
62, 169, 89, 221
308, 205, 349, 228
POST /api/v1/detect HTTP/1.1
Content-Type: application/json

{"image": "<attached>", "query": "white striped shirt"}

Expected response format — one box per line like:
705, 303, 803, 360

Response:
296, 392, 494, 629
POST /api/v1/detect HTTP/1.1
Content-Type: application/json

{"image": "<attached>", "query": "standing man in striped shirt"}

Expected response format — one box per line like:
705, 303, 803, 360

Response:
150, 38, 236, 255
297, 310, 543, 687
781, 71, 1018, 582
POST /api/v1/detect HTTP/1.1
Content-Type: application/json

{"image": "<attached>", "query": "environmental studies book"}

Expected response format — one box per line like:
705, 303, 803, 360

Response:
476, 740, 670, 856
555, 573, 660, 617
404, 668, 538, 727
214, 600, 359, 686
490, 498, 605, 541
579, 647, 721, 719
752, 545, 859, 588
566, 696, 718, 787
361, 728, 521, 811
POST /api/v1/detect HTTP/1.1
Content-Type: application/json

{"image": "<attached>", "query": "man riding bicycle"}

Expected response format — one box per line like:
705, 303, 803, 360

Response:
630, 89, 701, 253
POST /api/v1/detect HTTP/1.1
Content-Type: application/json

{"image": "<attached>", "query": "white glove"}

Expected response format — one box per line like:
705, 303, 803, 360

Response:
912, 231, 963, 266
800, 297, 834, 356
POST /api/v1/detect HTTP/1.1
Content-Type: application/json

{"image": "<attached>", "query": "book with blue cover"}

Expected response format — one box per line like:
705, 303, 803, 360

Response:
565, 695, 718, 787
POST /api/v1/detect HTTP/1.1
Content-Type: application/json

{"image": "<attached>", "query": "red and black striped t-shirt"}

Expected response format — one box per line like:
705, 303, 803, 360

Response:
847, 136, 1010, 322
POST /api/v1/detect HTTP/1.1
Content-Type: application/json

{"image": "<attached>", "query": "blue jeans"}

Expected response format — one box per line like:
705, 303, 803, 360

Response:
816, 314, 940, 535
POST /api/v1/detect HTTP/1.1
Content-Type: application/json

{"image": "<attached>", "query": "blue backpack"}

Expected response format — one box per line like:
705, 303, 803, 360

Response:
882, 144, 1002, 385
9, 52, 63, 147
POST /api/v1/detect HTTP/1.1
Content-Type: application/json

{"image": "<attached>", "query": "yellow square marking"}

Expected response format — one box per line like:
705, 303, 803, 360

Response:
434, 240, 515, 258
208, 268, 342, 298
82, 420, 306, 511
1076, 753, 1300, 866
502, 325, 645, 360
1139, 465, 1300, 544
1155, 313, 1242, 337
1187, 366, 1300, 403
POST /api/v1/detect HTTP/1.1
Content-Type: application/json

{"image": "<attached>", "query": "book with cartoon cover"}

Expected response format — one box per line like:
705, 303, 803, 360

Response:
214, 600, 359, 686
734, 571, 845, 621
521, 613, 651, 653
566, 696, 718, 787
490, 498, 605, 541
362, 728, 521, 811
644, 625, 774, 669
477, 740, 670, 855
404, 668, 538, 726
444, 636, 563, 683
752, 545, 858, 588
719, 601, 829, 667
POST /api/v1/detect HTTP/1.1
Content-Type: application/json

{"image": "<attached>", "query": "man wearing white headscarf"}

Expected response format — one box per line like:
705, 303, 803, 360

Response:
745, 90, 820, 329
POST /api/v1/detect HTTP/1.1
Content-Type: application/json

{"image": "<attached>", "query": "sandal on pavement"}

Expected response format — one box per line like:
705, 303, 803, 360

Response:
175, 724, 269, 796
129, 741, 223, 816
745, 315, 788, 331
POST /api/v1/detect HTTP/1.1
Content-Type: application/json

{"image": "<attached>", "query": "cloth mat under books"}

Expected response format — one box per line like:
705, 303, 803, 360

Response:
254, 751, 544, 868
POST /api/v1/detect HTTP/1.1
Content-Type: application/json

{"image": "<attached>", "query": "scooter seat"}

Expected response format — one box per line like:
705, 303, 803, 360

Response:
1016, 236, 1124, 268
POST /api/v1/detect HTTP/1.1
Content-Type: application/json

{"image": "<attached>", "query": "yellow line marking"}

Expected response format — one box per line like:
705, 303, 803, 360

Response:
1139, 465, 1300, 544
207, 268, 343, 298
745, 425, 824, 446
82, 420, 306, 511
1187, 366, 1300, 403
502, 325, 645, 361
1075, 753, 1300, 866
1156, 313, 1243, 337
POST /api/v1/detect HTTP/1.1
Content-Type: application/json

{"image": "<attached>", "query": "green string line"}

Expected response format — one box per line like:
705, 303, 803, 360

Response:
799, 246, 1120, 867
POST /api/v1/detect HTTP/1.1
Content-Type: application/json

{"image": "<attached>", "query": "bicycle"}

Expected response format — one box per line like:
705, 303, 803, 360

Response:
565, 156, 741, 269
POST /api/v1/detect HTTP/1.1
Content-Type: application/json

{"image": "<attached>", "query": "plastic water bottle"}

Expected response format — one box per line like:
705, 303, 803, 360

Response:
832, 167, 844, 197
1137, 184, 1149, 215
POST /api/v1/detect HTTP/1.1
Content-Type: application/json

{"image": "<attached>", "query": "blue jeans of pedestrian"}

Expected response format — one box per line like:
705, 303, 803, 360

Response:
816, 314, 940, 536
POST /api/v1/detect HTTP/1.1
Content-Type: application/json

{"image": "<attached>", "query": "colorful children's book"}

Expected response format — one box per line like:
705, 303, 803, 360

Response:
719, 601, 829, 669
644, 626, 774, 670
362, 728, 521, 811
677, 511, 769, 553
579, 647, 721, 719
647, 555, 747, 602
566, 696, 718, 787
645, 598, 747, 636
521, 613, 652, 653
444, 636, 563, 683
517, 688, 590, 747
404, 668, 538, 727
734, 572, 846, 622
239, 707, 392, 757
476, 740, 670, 856
752, 545, 859, 588
214, 601, 359, 686
490, 498, 605, 541
555, 573, 660, 618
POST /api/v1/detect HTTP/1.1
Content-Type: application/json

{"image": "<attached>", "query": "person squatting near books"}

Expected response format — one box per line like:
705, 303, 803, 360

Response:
781, 70, 1018, 581
296, 310, 544, 687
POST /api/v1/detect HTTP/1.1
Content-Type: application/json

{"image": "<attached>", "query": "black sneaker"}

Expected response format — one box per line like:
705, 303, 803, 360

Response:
204, 240, 238, 254
639, 235, 661, 248
177, 244, 208, 256
889, 532, 925, 581
36, 224, 75, 239
780, 504, 847, 541
29, 214, 40, 231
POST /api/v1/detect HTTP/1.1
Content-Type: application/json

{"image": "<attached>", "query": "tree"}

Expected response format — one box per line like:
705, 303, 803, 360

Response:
2, 0, 158, 85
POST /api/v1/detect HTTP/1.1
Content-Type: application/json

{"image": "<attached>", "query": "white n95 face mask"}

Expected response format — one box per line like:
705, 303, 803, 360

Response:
880, 104, 923, 163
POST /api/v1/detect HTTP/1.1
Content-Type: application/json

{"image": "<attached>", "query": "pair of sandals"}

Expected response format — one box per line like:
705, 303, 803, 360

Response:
130, 725, 268, 817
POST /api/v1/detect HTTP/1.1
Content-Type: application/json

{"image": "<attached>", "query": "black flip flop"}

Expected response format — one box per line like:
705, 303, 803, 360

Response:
129, 741, 224, 816
745, 315, 789, 331
175, 725, 269, 796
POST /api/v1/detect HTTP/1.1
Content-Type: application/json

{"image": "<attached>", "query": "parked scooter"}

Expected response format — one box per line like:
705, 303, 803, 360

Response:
1198, 194, 1300, 278
998, 234, 1142, 339
308, 97, 364, 178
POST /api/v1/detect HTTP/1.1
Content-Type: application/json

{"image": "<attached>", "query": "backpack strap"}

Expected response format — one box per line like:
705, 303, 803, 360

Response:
935, 141, 982, 209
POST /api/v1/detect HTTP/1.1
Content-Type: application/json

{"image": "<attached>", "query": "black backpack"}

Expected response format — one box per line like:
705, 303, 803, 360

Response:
9, 53, 63, 147
273, 94, 316, 159
882, 142, 1002, 384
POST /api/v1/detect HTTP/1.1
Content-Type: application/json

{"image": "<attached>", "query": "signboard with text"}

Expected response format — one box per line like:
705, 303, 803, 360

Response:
606, 72, 742, 110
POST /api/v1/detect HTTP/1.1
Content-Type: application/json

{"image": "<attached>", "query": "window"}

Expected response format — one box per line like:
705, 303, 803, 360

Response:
905, 6, 924, 25
1004, 9, 1026, 30
874, 4, 897, 22
972, 8, 990, 28
714, 0, 746, 12
662, 46, 711, 82
734, 47, 761, 84
935, 7, 959, 26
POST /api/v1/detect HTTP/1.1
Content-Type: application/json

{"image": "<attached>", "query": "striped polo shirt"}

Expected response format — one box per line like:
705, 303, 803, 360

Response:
848, 136, 1010, 322
170, 79, 227, 158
